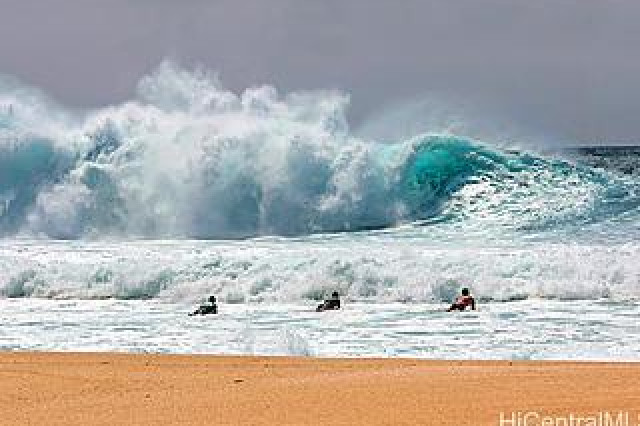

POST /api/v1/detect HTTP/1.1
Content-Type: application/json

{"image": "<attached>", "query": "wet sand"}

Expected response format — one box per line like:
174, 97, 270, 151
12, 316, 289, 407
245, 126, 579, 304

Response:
0, 352, 639, 425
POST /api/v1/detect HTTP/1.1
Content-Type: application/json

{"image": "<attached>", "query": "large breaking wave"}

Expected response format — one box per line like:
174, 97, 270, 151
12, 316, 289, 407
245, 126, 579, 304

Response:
1, 61, 639, 239
3, 63, 640, 303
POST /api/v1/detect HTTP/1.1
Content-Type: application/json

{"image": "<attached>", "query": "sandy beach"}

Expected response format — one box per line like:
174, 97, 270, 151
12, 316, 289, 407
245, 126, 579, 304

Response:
0, 353, 638, 425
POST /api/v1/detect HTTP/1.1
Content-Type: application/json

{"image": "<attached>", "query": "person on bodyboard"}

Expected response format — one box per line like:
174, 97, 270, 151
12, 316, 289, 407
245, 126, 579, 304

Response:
447, 288, 475, 311
316, 291, 341, 312
189, 295, 218, 316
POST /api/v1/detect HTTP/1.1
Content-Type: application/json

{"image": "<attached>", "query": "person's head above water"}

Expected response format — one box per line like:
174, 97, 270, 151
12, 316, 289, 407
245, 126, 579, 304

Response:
209, 296, 216, 303
461, 288, 470, 296
331, 291, 339, 298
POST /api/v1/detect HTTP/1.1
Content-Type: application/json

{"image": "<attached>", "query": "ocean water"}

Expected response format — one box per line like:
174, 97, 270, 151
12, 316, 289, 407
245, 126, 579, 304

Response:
1, 63, 640, 360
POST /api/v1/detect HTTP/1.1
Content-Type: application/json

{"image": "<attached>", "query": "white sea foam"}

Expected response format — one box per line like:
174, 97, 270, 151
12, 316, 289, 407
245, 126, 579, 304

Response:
2, 63, 640, 360
2, 62, 639, 239
1, 297, 638, 360
0, 239, 638, 303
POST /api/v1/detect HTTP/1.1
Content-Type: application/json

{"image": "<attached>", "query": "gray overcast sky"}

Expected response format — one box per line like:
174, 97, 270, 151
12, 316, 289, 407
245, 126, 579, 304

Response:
0, 0, 639, 144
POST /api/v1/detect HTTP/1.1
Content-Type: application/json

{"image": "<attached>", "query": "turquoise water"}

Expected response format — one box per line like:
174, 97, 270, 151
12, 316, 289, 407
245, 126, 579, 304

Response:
2, 64, 640, 359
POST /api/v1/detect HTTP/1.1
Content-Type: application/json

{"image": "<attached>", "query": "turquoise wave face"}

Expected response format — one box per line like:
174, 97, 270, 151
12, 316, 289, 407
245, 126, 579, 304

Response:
1, 63, 640, 239
2, 130, 639, 239
395, 135, 504, 220
381, 135, 640, 237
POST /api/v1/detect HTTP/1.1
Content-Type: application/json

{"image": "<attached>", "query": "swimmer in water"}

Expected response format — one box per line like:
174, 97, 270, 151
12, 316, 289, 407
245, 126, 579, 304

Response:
189, 295, 218, 316
316, 291, 341, 312
447, 288, 475, 311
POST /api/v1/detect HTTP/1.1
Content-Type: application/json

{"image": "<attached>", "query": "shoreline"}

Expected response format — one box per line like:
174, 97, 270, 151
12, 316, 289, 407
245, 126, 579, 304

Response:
1, 352, 639, 425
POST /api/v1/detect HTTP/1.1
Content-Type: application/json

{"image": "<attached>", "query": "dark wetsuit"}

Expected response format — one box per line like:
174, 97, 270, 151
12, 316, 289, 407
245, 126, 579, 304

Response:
189, 303, 218, 316
316, 297, 340, 312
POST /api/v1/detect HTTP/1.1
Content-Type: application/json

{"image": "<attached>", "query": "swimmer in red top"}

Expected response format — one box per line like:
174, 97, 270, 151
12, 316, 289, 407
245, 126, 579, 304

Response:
447, 288, 475, 311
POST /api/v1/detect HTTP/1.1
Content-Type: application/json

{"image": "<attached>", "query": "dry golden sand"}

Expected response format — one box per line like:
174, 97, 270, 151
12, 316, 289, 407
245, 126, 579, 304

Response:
0, 352, 639, 425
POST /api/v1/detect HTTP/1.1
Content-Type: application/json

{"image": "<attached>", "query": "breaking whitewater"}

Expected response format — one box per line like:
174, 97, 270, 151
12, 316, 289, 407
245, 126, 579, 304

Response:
1, 63, 639, 359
